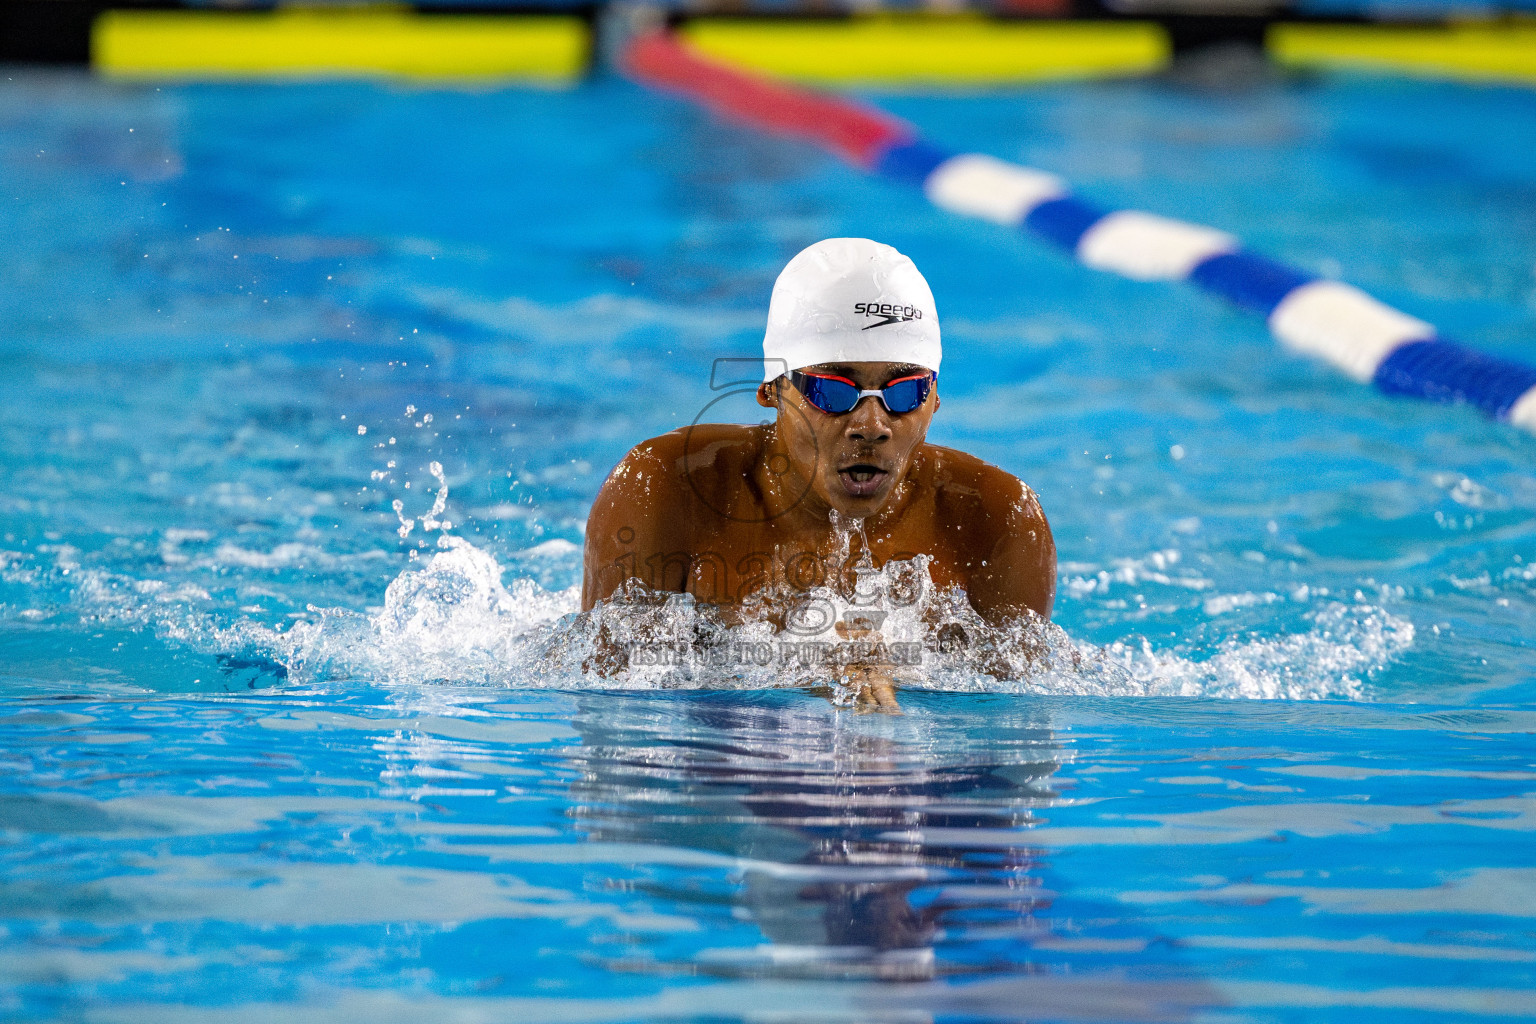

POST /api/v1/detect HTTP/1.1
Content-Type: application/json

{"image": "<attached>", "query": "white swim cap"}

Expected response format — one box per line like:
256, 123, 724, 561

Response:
762, 238, 941, 383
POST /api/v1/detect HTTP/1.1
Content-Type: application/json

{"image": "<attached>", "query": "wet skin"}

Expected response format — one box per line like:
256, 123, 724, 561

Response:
582, 361, 1057, 708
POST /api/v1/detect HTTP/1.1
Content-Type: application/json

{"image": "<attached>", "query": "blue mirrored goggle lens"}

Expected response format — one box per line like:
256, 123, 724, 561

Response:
800, 375, 860, 414
881, 376, 930, 413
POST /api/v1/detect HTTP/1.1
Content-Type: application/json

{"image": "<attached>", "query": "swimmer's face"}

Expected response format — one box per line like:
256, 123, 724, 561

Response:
756, 360, 938, 519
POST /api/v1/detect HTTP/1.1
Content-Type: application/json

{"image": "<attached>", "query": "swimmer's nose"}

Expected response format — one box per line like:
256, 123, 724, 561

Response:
844, 397, 891, 443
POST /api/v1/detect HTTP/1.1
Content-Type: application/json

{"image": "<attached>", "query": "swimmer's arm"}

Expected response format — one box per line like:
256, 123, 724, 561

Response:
581, 437, 689, 611
964, 480, 1056, 625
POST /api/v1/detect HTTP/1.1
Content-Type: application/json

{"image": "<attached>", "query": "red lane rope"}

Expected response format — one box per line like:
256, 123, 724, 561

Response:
621, 30, 911, 169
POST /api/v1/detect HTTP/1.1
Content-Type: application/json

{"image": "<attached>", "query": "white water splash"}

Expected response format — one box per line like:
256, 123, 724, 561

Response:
269, 535, 579, 688
1103, 603, 1414, 700
9, 464, 1413, 700
249, 531, 1410, 701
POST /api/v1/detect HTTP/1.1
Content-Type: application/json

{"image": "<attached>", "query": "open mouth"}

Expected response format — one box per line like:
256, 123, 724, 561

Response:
837, 463, 890, 498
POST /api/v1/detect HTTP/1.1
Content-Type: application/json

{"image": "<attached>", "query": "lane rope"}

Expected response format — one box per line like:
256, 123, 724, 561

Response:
622, 29, 1536, 434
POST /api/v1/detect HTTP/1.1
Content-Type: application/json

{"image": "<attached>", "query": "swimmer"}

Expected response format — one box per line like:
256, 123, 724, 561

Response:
583, 238, 1056, 709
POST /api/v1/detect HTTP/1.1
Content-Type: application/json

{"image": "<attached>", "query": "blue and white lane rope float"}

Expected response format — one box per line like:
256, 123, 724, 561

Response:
625, 30, 1536, 435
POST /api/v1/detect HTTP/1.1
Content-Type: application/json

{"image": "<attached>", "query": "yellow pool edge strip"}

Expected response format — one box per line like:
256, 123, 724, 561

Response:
90, 10, 1536, 89
93, 8, 589, 83
681, 17, 1170, 86
1269, 22, 1536, 85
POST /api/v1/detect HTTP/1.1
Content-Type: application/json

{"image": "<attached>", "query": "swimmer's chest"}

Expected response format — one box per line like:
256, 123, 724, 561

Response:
677, 511, 973, 606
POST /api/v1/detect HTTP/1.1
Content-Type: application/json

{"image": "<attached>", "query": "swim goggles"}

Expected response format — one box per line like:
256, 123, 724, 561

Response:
788, 370, 935, 416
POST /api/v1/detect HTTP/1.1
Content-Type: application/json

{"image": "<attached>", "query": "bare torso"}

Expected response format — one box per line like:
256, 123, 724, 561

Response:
582, 423, 1055, 624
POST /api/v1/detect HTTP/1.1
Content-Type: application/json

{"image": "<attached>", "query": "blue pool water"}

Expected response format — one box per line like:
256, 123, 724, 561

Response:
1, 65, 1534, 1020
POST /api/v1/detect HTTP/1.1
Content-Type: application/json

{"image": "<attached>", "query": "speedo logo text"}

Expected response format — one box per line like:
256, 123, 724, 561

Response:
854, 302, 924, 330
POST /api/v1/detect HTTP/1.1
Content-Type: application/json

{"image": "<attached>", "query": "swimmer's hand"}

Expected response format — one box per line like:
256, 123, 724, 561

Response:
834, 621, 902, 714
846, 665, 902, 712
578, 612, 628, 677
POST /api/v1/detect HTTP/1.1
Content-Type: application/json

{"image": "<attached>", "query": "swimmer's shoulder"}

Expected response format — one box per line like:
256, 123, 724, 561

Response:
918, 444, 1056, 619
586, 431, 704, 592
597, 424, 763, 506
918, 443, 1048, 535
597, 431, 684, 503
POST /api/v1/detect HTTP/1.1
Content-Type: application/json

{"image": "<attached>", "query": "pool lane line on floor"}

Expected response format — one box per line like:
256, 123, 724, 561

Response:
622, 28, 1536, 436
